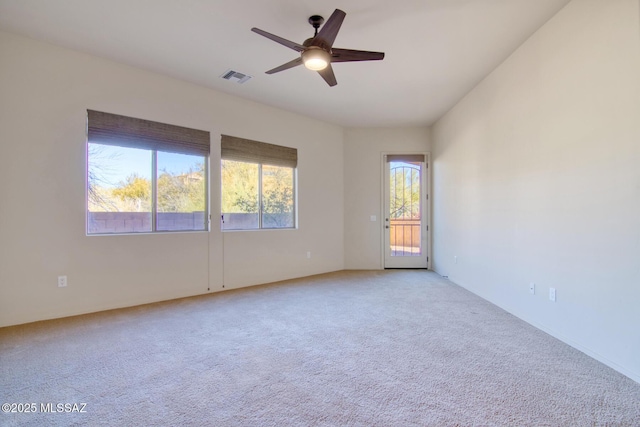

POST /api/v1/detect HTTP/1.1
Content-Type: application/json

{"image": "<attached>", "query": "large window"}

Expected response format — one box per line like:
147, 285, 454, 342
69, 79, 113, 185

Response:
87, 110, 210, 234
221, 135, 296, 230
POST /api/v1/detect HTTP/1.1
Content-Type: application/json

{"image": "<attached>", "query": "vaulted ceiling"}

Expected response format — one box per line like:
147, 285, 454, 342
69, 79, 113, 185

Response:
0, 0, 571, 127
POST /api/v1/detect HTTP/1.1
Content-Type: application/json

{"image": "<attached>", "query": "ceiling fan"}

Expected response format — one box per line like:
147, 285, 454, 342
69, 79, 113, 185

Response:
251, 9, 385, 87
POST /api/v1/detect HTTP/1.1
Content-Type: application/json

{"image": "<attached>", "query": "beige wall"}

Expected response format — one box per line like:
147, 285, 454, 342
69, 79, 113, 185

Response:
0, 31, 344, 326
343, 128, 431, 269
432, 0, 640, 382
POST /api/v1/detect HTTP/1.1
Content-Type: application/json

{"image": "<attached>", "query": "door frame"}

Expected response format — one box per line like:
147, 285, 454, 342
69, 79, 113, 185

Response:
381, 152, 431, 270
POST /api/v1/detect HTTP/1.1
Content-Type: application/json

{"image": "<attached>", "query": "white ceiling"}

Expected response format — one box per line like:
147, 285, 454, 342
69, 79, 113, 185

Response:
0, 0, 571, 128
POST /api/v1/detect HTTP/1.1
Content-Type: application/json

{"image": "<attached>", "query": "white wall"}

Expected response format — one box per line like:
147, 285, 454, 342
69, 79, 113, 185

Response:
432, 0, 640, 382
344, 128, 431, 269
0, 31, 344, 327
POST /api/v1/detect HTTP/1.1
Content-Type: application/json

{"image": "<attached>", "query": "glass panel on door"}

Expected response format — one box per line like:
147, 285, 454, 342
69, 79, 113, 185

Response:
389, 161, 422, 257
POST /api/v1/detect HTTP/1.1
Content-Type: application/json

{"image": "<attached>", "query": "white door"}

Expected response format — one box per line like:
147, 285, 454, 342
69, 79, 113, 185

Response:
384, 154, 428, 268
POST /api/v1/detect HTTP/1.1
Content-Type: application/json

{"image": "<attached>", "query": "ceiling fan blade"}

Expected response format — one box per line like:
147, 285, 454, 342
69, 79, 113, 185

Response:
331, 48, 385, 63
265, 57, 303, 74
251, 27, 305, 52
312, 9, 346, 49
317, 64, 338, 87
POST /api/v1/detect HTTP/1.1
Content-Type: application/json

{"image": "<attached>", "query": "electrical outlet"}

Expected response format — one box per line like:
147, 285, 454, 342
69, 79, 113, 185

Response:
529, 282, 535, 295
454, 256, 458, 264
58, 275, 67, 288
549, 287, 556, 302
306, 251, 311, 259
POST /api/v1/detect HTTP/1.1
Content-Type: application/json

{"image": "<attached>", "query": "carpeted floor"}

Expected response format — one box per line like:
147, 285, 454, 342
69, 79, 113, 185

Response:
1, 270, 639, 426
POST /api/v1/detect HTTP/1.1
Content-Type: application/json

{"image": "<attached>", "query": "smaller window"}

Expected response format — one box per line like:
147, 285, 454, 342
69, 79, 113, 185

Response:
220, 135, 297, 230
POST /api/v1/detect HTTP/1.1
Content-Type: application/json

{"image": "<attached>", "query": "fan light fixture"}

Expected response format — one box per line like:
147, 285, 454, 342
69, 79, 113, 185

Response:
302, 47, 330, 71
251, 9, 385, 87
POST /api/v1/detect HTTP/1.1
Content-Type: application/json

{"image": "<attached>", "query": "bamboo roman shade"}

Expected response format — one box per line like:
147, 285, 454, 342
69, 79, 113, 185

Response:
87, 110, 210, 156
221, 135, 297, 168
386, 154, 425, 163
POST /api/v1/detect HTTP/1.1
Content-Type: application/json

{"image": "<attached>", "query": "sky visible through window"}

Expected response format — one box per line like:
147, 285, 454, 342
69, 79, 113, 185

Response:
89, 144, 203, 188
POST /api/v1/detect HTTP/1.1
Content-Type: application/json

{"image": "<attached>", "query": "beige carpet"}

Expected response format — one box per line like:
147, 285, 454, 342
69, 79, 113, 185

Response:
1, 270, 639, 426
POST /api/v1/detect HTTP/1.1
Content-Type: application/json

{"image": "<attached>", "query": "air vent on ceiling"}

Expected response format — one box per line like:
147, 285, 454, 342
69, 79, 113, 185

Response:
220, 69, 252, 84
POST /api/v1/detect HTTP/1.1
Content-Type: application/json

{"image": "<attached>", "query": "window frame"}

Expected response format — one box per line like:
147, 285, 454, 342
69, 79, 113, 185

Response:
220, 159, 297, 231
220, 134, 298, 232
86, 110, 210, 235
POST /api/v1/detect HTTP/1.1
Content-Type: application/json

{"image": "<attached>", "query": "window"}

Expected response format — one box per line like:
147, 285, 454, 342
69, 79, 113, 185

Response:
221, 135, 297, 230
87, 110, 210, 234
